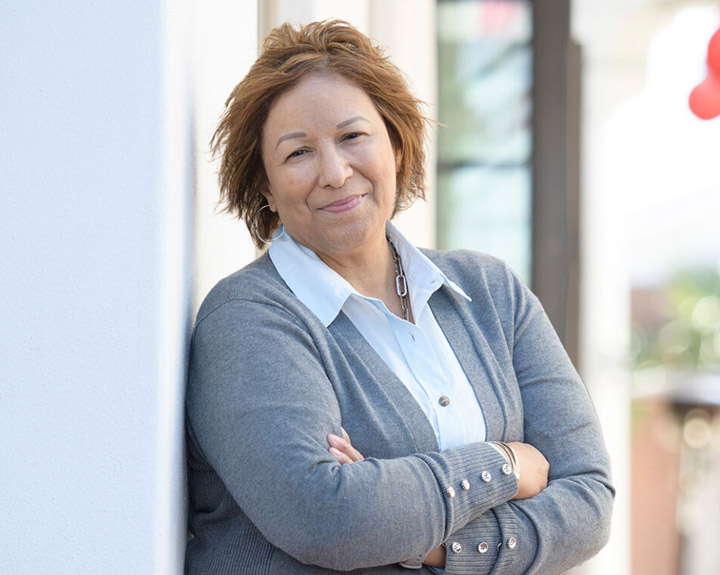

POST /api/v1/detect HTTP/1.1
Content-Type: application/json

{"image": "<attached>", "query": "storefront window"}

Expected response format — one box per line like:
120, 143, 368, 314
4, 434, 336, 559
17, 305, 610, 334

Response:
437, 0, 533, 281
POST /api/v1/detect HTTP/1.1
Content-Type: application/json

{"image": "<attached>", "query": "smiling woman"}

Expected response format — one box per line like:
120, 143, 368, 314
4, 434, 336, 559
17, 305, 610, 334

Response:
186, 19, 614, 575
261, 73, 400, 286
211, 20, 429, 251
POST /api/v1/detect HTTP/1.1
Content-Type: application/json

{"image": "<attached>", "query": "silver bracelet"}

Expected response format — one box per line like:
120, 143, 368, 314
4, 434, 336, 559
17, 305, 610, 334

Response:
489, 441, 520, 480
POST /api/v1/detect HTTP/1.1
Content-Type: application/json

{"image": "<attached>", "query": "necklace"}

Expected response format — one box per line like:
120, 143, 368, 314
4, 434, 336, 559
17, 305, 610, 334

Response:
388, 239, 409, 321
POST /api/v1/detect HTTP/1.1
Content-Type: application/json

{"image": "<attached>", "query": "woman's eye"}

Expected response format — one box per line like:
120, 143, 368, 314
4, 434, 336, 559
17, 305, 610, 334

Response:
287, 149, 307, 160
343, 132, 364, 141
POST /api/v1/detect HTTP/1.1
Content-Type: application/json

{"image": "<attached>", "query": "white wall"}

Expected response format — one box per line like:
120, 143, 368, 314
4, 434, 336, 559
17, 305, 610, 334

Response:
0, 1, 192, 572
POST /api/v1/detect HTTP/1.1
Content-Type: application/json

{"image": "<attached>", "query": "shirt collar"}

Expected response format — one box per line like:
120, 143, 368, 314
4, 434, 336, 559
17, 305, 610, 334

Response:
269, 222, 471, 327
385, 222, 471, 313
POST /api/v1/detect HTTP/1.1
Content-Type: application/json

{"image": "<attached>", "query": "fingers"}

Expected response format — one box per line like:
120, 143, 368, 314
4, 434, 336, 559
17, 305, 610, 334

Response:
327, 428, 365, 465
329, 446, 355, 465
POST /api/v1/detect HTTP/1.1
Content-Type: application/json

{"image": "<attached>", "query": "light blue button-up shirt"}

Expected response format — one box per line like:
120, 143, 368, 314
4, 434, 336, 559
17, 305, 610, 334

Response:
268, 222, 487, 451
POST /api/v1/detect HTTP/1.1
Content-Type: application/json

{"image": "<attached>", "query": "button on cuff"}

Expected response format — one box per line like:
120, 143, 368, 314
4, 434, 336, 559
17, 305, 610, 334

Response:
497, 537, 518, 551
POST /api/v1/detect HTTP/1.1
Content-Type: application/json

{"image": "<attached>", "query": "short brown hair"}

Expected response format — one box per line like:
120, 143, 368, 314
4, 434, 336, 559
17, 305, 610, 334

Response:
211, 19, 432, 248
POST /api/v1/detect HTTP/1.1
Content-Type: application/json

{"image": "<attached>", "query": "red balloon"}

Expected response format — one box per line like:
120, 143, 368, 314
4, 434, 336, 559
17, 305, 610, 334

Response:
708, 27, 720, 75
689, 71, 720, 120
689, 27, 720, 120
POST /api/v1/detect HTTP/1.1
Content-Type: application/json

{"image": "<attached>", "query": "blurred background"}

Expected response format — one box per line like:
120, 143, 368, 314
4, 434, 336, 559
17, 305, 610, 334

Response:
2, 1, 719, 573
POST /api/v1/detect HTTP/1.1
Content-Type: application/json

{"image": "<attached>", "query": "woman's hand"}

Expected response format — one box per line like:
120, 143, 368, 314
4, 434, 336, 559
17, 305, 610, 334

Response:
327, 429, 446, 569
423, 546, 446, 568
327, 428, 364, 464
506, 441, 550, 500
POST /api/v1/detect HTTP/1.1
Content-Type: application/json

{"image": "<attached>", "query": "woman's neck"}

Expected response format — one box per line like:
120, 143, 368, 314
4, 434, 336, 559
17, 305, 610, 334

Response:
318, 237, 394, 297
316, 235, 412, 322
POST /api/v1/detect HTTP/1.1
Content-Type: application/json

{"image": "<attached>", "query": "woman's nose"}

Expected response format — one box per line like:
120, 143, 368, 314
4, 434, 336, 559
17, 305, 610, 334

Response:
317, 146, 352, 188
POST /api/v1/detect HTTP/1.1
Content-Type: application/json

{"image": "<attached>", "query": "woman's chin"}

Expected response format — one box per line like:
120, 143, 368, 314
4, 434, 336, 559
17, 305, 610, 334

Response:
307, 218, 386, 259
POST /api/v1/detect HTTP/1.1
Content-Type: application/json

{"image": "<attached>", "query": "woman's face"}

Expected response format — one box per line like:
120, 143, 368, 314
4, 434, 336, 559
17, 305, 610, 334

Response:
261, 72, 400, 262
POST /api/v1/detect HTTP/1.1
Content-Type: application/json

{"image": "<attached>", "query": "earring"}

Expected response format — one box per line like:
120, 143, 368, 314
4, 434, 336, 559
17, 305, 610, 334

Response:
253, 204, 286, 245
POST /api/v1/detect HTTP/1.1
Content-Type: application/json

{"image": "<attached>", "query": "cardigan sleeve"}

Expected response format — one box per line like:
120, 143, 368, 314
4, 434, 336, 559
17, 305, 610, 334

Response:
186, 296, 519, 572
505, 281, 614, 574
438, 262, 614, 575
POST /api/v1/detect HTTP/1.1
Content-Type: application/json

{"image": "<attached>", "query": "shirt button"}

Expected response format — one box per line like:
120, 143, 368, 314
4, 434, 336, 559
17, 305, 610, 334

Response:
451, 542, 462, 554
438, 395, 450, 407
481, 470, 492, 483
502, 463, 513, 476
461, 479, 470, 491
446, 486, 456, 498
507, 537, 517, 550
477, 542, 489, 554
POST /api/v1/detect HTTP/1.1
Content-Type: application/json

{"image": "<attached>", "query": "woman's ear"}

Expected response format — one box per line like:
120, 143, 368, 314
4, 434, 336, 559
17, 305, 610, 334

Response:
394, 146, 402, 173
261, 186, 278, 212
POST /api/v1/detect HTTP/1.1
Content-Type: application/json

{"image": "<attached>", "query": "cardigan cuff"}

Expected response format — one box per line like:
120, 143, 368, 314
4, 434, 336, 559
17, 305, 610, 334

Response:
442, 502, 536, 575
442, 503, 539, 575
418, 442, 519, 538
443, 512, 504, 575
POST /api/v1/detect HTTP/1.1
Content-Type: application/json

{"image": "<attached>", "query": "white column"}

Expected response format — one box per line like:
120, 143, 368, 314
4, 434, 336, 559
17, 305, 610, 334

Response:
569, 3, 661, 574
192, 0, 259, 308
273, 0, 370, 31
0, 1, 192, 573
369, 0, 438, 249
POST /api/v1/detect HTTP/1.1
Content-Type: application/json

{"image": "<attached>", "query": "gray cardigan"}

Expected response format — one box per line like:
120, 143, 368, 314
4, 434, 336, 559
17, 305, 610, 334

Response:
185, 249, 614, 575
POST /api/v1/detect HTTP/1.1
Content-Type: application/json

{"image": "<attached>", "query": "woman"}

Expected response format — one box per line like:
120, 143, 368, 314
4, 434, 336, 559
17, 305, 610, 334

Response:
186, 20, 613, 574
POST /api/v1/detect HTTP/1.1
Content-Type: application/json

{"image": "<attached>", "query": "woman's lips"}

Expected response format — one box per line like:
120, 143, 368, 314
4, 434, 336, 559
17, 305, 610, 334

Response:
320, 194, 365, 214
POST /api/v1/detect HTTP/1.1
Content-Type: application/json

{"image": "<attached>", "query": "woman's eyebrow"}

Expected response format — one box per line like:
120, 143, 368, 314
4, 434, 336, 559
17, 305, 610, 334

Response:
275, 117, 369, 149
336, 116, 369, 129
275, 131, 307, 150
